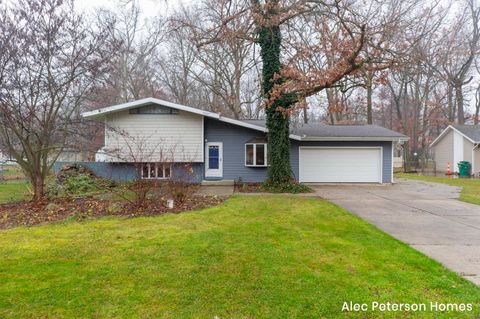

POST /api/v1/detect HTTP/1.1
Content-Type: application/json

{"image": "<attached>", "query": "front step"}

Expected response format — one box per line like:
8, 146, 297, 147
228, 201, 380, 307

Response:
201, 179, 234, 186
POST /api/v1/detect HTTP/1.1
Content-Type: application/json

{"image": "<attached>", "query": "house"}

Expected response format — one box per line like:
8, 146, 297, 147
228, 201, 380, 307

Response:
431, 125, 480, 175
75, 98, 408, 184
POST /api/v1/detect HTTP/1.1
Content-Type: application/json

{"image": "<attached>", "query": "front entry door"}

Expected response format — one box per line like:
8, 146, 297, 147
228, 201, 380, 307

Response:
205, 142, 223, 178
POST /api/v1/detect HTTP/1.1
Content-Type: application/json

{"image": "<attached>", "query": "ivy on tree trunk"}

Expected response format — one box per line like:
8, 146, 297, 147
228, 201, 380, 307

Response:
258, 24, 294, 186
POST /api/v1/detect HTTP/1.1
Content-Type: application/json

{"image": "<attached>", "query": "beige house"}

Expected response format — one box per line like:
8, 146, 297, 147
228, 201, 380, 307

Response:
431, 125, 480, 176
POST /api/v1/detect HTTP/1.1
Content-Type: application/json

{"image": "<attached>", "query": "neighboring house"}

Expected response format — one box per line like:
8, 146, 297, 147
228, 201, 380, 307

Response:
72, 98, 408, 184
431, 125, 480, 175
0, 150, 15, 164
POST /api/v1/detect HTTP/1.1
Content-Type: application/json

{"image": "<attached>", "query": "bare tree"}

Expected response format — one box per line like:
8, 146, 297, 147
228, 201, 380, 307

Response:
0, 0, 108, 201
158, 9, 202, 106
440, 0, 480, 124
93, 0, 166, 105
474, 80, 480, 124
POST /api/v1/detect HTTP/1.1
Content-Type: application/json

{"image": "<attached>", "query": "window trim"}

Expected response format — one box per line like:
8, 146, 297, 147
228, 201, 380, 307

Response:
245, 143, 268, 167
140, 163, 172, 179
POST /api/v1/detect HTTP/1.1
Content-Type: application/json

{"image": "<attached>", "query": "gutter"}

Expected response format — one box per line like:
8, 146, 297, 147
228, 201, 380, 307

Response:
299, 136, 409, 142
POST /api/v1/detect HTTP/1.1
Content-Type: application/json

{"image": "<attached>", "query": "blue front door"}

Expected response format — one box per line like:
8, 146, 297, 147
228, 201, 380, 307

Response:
205, 142, 223, 177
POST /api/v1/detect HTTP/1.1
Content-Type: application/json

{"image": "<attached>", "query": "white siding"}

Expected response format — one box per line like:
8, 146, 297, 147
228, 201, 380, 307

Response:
453, 130, 464, 172
104, 109, 203, 162
463, 138, 474, 164
433, 129, 454, 173
474, 147, 480, 175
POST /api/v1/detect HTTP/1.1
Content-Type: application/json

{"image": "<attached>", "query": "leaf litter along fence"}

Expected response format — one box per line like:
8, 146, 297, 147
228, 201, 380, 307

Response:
0, 161, 25, 183
403, 160, 437, 176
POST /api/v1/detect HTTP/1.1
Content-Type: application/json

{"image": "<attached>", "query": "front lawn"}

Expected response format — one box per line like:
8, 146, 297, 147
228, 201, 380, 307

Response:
0, 196, 478, 318
0, 181, 30, 204
397, 173, 480, 205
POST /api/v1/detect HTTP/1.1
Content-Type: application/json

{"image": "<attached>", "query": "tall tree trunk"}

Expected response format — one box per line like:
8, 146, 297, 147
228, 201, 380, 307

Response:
303, 104, 308, 124
233, 68, 242, 119
455, 84, 465, 124
389, 96, 393, 129
366, 71, 373, 124
447, 83, 454, 122
475, 105, 480, 125
259, 23, 293, 185
412, 80, 420, 158
420, 85, 431, 174
475, 85, 480, 124
326, 88, 336, 124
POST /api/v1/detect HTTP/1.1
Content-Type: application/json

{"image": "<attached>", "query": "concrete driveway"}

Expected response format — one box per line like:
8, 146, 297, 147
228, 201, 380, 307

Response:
312, 179, 480, 285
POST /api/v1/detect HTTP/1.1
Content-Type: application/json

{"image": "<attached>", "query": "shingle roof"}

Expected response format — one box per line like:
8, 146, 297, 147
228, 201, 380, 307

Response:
241, 120, 407, 140
81, 97, 407, 141
453, 125, 480, 142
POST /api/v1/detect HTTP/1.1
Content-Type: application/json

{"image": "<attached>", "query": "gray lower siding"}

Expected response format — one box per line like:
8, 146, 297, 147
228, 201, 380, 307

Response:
55, 119, 393, 184
204, 118, 393, 183
53, 162, 204, 183
204, 118, 269, 182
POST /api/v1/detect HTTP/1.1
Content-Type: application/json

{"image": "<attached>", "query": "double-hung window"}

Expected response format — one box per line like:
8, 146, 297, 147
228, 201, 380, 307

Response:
141, 163, 171, 179
245, 143, 267, 167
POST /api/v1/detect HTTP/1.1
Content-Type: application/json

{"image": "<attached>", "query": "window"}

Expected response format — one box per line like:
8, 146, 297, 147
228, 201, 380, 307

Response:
208, 145, 220, 169
140, 163, 172, 179
129, 105, 179, 115
245, 144, 267, 167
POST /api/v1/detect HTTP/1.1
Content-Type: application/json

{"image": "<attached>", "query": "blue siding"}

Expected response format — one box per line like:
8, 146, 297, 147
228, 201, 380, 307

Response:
204, 118, 268, 182
204, 118, 393, 183
53, 161, 204, 183
56, 120, 393, 184
290, 140, 393, 183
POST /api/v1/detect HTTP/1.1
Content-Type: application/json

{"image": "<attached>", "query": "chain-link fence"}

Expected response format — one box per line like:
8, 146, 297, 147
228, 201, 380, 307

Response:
0, 162, 25, 183
403, 160, 436, 175
0, 162, 4, 182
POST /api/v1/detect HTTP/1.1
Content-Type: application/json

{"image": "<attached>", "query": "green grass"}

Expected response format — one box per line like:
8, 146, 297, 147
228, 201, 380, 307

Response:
397, 173, 480, 205
0, 181, 30, 203
0, 196, 478, 318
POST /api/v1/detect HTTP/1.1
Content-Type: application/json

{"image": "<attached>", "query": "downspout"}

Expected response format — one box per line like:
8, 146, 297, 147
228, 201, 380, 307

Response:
473, 143, 479, 177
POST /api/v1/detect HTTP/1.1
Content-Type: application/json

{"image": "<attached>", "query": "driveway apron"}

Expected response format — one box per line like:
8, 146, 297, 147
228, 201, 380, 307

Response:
312, 179, 480, 285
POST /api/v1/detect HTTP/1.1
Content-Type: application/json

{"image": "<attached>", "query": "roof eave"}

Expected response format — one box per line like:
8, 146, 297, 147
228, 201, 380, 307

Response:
80, 97, 278, 136
81, 97, 222, 120
81, 98, 404, 143
299, 136, 409, 142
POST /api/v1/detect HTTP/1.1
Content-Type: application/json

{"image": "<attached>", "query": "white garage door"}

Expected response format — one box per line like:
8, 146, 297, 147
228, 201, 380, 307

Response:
299, 147, 382, 183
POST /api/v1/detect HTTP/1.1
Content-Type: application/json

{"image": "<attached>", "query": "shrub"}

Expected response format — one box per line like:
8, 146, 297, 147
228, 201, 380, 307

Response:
47, 174, 98, 197
56, 163, 95, 183
262, 181, 313, 194
166, 180, 194, 204
64, 175, 97, 195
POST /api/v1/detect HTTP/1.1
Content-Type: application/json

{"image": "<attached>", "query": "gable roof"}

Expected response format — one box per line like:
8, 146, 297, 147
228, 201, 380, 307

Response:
453, 125, 480, 143
243, 120, 408, 141
431, 125, 480, 146
81, 97, 300, 138
82, 98, 408, 142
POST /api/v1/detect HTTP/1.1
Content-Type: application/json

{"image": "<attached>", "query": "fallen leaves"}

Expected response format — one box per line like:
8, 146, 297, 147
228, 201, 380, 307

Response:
0, 195, 227, 230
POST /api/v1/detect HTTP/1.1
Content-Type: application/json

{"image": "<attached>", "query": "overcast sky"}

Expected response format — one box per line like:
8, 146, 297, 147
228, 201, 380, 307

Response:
76, 0, 186, 17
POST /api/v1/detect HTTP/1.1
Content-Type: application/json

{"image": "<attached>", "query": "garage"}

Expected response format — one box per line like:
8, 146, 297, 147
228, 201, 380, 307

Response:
299, 147, 383, 183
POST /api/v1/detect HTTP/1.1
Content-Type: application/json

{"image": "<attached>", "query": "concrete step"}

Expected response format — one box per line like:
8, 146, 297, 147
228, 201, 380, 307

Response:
201, 180, 234, 186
